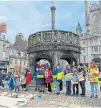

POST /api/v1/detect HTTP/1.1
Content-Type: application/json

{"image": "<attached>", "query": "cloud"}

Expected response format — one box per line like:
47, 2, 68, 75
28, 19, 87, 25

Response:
0, 0, 94, 42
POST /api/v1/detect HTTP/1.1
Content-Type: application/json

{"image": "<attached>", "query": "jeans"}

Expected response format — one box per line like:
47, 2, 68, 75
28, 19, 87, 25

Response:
73, 84, 79, 95
80, 80, 86, 95
90, 82, 98, 96
26, 84, 29, 90
66, 81, 71, 95
56, 80, 60, 93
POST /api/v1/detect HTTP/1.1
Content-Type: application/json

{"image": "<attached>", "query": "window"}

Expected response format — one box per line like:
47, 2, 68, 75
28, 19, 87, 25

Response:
94, 46, 98, 52
20, 60, 22, 65
84, 56, 86, 63
3, 44, 6, 47
93, 37, 98, 43
15, 60, 17, 65
89, 39, 93, 45
99, 37, 101, 43
83, 48, 85, 53
83, 41, 85, 45
10, 59, 12, 64
3, 52, 6, 58
99, 46, 101, 52
91, 47, 93, 52
24, 61, 26, 65
2, 34, 5, 40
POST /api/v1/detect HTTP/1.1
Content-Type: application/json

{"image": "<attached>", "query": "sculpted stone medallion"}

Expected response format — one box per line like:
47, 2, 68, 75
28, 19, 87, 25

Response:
43, 32, 52, 42
59, 33, 66, 42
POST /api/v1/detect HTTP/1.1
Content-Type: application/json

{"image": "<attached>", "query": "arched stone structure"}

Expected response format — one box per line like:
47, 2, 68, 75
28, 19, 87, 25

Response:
27, 30, 81, 73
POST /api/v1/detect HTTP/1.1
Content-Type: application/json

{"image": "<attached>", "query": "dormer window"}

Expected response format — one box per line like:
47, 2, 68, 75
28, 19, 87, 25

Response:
2, 34, 5, 40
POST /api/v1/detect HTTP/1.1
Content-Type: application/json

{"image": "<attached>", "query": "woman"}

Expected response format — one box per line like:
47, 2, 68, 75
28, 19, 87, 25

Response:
64, 65, 73, 96
88, 61, 99, 98
45, 68, 52, 93
13, 71, 20, 92
20, 69, 26, 91
25, 68, 32, 91
78, 63, 86, 97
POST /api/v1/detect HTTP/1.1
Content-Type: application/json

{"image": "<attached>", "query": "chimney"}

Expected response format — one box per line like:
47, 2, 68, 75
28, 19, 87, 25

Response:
0, 23, 7, 34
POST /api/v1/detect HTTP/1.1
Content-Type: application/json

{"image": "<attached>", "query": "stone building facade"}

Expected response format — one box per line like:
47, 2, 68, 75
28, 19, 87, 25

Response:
79, 1, 101, 70
9, 33, 28, 71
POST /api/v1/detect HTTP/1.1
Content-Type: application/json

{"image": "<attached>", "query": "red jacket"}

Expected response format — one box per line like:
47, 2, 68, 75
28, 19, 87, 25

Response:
45, 70, 52, 84
25, 72, 32, 84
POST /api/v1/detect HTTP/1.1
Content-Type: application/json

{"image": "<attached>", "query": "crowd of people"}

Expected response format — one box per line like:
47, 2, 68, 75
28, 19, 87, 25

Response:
0, 61, 100, 98
0, 68, 32, 92
34, 61, 100, 98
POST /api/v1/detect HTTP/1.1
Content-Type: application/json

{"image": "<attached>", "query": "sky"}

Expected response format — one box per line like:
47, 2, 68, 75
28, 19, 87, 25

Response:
0, 0, 99, 43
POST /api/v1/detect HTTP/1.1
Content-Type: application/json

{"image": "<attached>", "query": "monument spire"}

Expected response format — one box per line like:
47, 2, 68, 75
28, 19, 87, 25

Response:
51, 0, 56, 31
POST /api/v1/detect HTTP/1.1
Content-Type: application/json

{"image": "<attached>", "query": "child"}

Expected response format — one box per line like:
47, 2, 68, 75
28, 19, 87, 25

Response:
72, 66, 79, 96
45, 68, 52, 93
25, 68, 32, 91
13, 71, 20, 92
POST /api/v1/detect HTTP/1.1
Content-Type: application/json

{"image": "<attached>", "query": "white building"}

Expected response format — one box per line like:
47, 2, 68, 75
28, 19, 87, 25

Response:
78, 1, 101, 70
0, 33, 9, 72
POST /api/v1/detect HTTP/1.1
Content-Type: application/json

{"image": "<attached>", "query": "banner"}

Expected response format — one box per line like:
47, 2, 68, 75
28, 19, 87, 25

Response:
77, 72, 84, 81
87, 73, 93, 81
65, 73, 73, 81
37, 75, 44, 78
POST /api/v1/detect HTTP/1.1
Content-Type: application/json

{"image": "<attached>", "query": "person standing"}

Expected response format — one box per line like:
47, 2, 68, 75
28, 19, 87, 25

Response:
88, 61, 99, 98
45, 68, 52, 93
25, 68, 32, 91
0, 71, 4, 89
72, 66, 79, 96
33, 68, 39, 91
64, 65, 73, 96
13, 71, 20, 92
20, 69, 26, 91
37, 68, 45, 93
78, 63, 86, 97
56, 65, 63, 95
52, 67, 57, 90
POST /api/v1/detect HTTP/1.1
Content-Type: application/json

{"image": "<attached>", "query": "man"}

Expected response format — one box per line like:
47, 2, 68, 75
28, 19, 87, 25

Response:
56, 65, 63, 95
78, 63, 86, 97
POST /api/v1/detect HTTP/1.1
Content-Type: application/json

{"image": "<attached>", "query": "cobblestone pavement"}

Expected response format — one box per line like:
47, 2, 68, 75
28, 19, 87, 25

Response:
0, 81, 101, 108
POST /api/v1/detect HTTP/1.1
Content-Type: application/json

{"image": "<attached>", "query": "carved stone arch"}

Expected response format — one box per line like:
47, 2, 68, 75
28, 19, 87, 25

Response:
60, 54, 78, 66
34, 53, 53, 69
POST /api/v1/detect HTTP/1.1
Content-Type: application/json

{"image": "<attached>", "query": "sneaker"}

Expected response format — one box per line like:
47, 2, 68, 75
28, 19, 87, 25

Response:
39, 90, 42, 92
47, 91, 50, 94
76, 94, 79, 97
95, 95, 98, 98
80, 93, 83, 95
81, 95, 85, 97
71, 94, 75, 96
60, 91, 64, 93
90, 95, 94, 98
56, 92, 60, 95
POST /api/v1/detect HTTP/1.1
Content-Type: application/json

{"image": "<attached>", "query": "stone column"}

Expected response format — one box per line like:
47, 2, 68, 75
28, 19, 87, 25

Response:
53, 51, 59, 67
